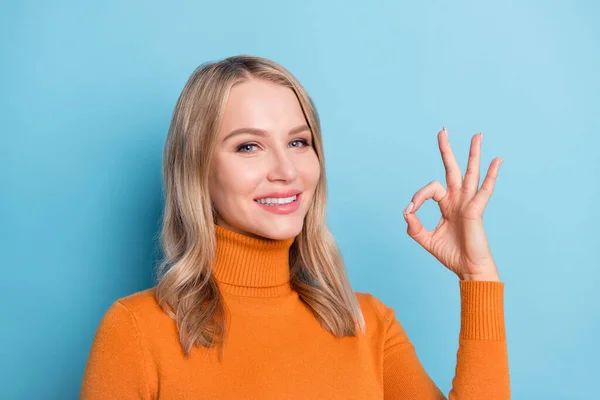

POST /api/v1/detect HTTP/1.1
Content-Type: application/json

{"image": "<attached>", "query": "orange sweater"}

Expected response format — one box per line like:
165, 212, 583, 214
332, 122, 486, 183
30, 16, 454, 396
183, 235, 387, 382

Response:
81, 224, 510, 399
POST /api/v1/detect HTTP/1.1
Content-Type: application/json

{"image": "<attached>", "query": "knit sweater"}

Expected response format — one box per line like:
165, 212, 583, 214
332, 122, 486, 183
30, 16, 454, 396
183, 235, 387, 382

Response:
80, 224, 510, 399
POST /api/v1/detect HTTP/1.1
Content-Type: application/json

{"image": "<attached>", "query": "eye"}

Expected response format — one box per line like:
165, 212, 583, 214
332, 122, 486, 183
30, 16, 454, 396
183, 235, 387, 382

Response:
236, 139, 311, 153
236, 143, 259, 153
290, 139, 310, 148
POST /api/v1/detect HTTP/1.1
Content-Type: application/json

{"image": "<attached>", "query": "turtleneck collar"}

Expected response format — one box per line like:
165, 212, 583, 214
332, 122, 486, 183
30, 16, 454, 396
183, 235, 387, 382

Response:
212, 223, 296, 297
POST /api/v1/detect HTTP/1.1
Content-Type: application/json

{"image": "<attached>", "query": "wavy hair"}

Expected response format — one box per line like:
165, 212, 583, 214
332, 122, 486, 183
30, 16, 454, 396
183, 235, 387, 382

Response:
155, 55, 366, 360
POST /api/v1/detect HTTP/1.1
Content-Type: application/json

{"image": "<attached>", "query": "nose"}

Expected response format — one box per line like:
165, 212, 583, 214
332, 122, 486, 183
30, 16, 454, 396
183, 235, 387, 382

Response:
266, 146, 298, 182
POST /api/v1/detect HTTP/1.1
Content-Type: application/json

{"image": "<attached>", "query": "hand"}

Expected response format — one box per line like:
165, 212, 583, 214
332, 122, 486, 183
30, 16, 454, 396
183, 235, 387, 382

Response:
403, 127, 503, 282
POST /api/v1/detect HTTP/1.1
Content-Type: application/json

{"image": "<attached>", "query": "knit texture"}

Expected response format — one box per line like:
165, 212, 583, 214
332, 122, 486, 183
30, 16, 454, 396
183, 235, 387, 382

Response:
80, 224, 510, 399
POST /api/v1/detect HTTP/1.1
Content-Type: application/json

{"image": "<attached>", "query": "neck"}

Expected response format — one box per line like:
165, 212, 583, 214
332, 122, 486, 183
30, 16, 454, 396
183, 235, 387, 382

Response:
212, 223, 296, 297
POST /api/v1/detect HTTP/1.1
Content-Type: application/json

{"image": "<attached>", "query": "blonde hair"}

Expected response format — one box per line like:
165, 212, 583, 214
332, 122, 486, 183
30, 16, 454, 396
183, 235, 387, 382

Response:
155, 54, 366, 360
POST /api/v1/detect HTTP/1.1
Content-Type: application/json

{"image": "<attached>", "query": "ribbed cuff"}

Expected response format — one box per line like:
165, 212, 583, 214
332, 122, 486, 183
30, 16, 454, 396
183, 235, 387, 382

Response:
459, 280, 506, 341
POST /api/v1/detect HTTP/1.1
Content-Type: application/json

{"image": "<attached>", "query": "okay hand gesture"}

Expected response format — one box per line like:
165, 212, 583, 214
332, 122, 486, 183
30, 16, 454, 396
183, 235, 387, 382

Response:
403, 127, 503, 282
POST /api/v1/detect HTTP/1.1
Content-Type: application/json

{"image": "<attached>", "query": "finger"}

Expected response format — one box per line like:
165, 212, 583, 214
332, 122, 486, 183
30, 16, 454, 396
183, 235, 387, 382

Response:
471, 157, 503, 212
438, 127, 463, 192
403, 181, 447, 253
408, 180, 448, 213
462, 132, 482, 197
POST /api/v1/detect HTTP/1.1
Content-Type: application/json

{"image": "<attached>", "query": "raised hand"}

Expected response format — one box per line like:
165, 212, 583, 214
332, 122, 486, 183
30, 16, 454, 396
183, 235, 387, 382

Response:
403, 127, 503, 282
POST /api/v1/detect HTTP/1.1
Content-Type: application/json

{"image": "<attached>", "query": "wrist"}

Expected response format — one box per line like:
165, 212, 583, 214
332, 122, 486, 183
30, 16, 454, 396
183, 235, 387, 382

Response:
459, 271, 501, 282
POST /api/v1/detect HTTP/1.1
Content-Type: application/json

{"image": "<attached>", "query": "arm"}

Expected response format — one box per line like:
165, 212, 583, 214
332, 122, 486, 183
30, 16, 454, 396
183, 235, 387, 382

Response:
382, 280, 510, 400
80, 300, 154, 400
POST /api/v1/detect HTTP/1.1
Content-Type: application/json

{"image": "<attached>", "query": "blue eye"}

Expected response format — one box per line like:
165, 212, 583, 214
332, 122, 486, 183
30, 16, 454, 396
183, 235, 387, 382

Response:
236, 143, 259, 153
236, 139, 310, 153
290, 139, 310, 148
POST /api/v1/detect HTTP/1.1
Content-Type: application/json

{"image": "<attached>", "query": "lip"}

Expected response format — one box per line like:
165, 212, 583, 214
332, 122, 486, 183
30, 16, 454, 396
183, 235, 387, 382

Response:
254, 192, 302, 215
253, 189, 302, 200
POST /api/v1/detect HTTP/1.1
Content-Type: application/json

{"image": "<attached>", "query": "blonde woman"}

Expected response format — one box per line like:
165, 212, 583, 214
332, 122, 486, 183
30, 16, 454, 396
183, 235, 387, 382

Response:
81, 55, 509, 399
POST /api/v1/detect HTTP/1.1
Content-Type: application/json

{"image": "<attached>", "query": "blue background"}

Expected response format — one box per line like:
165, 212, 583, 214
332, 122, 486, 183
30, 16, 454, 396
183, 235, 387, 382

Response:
2, 1, 598, 398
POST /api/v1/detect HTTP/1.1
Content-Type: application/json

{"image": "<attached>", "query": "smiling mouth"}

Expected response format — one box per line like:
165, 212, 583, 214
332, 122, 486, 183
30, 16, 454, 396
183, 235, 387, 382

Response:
254, 194, 298, 206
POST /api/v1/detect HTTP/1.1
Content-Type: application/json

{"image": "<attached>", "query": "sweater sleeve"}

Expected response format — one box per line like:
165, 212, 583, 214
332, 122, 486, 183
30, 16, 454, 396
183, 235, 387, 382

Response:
381, 280, 510, 400
80, 300, 153, 400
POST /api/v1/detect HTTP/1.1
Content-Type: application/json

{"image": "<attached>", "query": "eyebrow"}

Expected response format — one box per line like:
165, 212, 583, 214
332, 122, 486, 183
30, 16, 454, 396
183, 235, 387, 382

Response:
222, 124, 311, 142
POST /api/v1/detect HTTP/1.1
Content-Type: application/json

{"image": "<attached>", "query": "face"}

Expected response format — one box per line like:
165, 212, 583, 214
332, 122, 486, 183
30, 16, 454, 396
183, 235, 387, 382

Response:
208, 78, 321, 240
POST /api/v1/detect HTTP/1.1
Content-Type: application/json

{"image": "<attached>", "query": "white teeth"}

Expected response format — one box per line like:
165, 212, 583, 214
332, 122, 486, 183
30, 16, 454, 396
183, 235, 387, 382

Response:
256, 195, 297, 206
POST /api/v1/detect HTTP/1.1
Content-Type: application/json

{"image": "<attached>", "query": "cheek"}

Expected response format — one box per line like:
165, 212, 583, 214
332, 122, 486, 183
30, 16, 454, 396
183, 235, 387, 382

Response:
213, 158, 263, 200
302, 153, 321, 186
296, 155, 321, 200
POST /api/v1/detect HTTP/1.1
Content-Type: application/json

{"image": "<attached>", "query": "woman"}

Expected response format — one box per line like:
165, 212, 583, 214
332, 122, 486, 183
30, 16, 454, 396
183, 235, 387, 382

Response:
81, 55, 509, 399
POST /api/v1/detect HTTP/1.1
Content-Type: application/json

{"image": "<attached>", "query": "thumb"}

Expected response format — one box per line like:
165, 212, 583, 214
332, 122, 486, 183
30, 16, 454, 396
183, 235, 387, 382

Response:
403, 203, 432, 252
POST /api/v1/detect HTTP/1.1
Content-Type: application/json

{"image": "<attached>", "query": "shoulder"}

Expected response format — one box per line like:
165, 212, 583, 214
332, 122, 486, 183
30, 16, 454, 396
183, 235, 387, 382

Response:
355, 291, 411, 345
354, 291, 398, 332
116, 286, 161, 314
99, 286, 174, 334
355, 291, 394, 319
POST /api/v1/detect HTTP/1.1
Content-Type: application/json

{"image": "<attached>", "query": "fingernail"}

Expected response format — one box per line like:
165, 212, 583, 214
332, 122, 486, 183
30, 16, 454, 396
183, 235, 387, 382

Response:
442, 127, 448, 137
404, 202, 414, 214
500, 157, 504, 165
480, 132, 483, 143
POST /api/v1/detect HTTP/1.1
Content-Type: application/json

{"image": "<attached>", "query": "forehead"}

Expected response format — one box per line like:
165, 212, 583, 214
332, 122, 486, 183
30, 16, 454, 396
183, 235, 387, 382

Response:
218, 79, 306, 137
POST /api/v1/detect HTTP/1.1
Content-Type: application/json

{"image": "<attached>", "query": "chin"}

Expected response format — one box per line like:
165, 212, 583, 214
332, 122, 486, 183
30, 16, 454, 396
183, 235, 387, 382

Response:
254, 220, 303, 240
